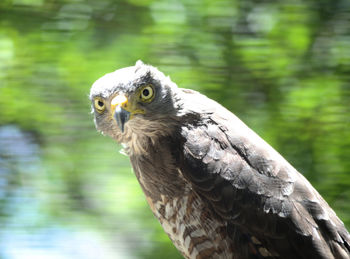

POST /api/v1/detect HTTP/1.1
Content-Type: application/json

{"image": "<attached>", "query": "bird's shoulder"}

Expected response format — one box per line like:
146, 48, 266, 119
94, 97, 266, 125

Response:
177, 89, 350, 258
178, 87, 297, 183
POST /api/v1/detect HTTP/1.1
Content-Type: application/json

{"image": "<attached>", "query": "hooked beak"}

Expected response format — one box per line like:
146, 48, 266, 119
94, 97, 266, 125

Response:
111, 95, 130, 133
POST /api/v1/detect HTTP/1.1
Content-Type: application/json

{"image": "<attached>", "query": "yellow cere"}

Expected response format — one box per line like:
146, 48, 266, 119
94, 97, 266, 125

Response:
111, 94, 128, 106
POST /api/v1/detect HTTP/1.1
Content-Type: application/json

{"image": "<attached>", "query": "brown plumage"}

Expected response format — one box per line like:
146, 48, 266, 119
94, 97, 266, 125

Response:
90, 61, 350, 259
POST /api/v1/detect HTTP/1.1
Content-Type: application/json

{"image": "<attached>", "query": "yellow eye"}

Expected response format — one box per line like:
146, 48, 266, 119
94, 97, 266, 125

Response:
94, 97, 106, 113
140, 85, 154, 102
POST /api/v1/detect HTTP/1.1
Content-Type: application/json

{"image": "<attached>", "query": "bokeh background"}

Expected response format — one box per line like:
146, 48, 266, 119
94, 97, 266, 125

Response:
1, 0, 350, 258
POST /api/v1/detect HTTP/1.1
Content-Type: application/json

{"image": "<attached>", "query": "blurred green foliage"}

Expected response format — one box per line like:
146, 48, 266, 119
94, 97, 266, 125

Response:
0, 0, 349, 258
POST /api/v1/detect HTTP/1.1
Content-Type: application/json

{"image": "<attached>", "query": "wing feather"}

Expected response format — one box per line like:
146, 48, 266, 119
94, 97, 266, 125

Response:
178, 89, 350, 258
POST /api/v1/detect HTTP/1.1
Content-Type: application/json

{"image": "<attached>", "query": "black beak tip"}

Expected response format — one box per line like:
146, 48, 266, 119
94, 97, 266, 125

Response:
113, 106, 130, 133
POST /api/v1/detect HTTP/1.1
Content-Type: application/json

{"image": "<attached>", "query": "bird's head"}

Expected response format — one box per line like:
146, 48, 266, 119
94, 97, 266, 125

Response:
90, 60, 180, 147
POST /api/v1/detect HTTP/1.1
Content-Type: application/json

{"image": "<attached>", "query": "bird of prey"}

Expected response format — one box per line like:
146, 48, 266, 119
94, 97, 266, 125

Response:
90, 60, 350, 259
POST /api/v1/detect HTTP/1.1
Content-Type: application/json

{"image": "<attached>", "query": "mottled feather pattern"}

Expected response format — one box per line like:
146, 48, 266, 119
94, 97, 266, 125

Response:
90, 62, 350, 259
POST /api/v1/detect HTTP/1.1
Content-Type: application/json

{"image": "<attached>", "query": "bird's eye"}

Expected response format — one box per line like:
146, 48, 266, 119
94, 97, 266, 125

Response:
94, 97, 106, 113
140, 85, 154, 102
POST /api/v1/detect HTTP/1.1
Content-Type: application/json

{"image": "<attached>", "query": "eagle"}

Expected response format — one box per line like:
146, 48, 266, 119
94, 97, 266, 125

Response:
90, 60, 350, 259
